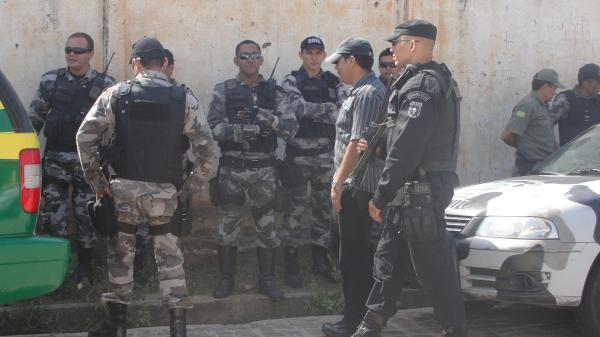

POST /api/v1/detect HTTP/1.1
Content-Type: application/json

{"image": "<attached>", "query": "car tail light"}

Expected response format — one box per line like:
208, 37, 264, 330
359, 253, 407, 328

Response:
19, 148, 41, 213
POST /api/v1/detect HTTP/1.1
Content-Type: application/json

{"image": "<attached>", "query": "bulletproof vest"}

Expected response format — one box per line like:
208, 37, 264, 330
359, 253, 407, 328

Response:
218, 79, 277, 153
111, 80, 186, 184
292, 69, 338, 139
392, 63, 461, 172
558, 90, 600, 145
44, 68, 107, 151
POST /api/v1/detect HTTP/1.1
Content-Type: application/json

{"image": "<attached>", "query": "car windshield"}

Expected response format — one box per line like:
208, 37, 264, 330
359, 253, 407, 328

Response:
535, 125, 600, 175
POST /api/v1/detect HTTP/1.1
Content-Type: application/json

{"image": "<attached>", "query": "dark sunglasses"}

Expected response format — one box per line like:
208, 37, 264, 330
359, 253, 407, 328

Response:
380, 61, 397, 69
64, 47, 90, 55
239, 52, 262, 61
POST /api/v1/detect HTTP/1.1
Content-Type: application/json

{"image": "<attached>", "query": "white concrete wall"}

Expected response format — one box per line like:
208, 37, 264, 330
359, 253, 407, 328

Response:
2, 0, 599, 184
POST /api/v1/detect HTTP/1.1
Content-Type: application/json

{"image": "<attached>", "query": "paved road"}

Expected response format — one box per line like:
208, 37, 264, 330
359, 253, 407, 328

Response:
6, 303, 583, 337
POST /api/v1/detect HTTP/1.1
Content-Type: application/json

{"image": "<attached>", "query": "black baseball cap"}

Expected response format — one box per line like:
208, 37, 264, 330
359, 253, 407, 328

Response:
129, 37, 164, 64
300, 36, 325, 50
325, 37, 373, 64
578, 63, 600, 83
386, 19, 437, 42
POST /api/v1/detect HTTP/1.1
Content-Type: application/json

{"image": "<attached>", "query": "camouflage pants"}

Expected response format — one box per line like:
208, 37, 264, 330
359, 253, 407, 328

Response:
217, 165, 279, 248
282, 158, 335, 248
101, 178, 191, 309
41, 150, 96, 248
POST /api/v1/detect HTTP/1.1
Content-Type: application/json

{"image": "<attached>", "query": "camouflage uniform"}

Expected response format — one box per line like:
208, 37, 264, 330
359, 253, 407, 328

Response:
208, 75, 298, 248
28, 67, 114, 248
280, 68, 348, 249
76, 70, 216, 308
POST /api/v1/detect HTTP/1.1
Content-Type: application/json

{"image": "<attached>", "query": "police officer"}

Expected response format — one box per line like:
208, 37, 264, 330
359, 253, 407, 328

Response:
377, 48, 400, 83
207, 40, 298, 300
501, 69, 563, 176
550, 63, 600, 145
320, 37, 386, 337
279, 36, 347, 288
132, 48, 190, 290
351, 20, 467, 337
28, 32, 114, 285
77, 37, 216, 337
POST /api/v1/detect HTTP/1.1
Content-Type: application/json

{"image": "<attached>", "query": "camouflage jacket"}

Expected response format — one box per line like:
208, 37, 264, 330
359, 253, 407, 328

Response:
76, 70, 216, 193
281, 68, 348, 150
28, 66, 115, 134
207, 75, 298, 160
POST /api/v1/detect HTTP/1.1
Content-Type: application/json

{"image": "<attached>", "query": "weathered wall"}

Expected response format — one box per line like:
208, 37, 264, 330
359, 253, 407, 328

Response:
1, 0, 599, 184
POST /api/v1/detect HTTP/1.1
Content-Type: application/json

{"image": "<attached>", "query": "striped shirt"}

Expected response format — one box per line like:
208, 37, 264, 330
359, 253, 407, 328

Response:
334, 71, 386, 193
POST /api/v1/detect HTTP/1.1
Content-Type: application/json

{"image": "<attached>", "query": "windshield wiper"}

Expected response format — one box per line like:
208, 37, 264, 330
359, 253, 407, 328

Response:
565, 168, 600, 176
529, 169, 559, 175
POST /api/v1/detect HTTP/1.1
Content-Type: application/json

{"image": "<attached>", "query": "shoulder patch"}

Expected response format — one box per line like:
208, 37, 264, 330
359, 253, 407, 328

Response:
406, 91, 431, 102
407, 101, 423, 118
515, 110, 527, 118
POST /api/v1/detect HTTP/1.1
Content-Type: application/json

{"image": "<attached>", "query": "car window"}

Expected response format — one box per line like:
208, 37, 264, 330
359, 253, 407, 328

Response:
537, 126, 600, 173
0, 98, 13, 132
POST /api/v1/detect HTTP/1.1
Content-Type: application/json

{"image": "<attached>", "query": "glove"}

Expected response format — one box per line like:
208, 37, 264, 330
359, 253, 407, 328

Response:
255, 108, 277, 129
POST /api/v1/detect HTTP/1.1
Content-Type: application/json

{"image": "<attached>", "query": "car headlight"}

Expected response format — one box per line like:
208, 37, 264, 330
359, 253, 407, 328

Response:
476, 216, 559, 239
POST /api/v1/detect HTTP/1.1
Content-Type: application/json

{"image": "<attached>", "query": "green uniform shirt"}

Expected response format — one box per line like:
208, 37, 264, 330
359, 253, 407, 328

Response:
504, 92, 556, 161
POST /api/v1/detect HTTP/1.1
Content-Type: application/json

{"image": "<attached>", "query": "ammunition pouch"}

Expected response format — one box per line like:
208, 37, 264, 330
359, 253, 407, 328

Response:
219, 155, 276, 169
277, 158, 305, 189
209, 175, 221, 207
285, 144, 332, 157
391, 181, 443, 243
87, 196, 116, 237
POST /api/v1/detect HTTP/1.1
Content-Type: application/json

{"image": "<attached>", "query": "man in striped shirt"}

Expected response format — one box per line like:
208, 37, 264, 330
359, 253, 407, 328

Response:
321, 37, 386, 337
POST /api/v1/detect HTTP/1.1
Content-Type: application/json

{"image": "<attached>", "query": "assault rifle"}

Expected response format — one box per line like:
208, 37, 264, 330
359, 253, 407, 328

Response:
349, 66, 417, 188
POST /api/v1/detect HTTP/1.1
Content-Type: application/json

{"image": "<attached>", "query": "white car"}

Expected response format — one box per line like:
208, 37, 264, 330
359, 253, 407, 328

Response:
446, 125, 600, 337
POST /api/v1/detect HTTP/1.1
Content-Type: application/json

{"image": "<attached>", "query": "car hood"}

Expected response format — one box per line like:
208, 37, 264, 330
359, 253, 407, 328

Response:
446, 175, 600, 218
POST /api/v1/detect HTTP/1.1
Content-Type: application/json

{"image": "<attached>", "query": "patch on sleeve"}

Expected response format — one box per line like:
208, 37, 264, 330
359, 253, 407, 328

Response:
407, 101, 423, 118
515, 110, 526, 118
406, 91, 431, 102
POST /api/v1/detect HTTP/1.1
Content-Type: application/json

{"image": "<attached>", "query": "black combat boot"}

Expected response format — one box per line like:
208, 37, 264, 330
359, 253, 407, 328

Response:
75, 243, 94, 285
351, 310, 385, 337
312, 244, 337, 283
133, 234, 147, 289
283, 246, 302, 288
257, 247, 285, 300
321, 319, 358, 337
441, 326, 468, 337
88, 302, 127, 337
212, 245, 237, 298
169, 308, 187, 337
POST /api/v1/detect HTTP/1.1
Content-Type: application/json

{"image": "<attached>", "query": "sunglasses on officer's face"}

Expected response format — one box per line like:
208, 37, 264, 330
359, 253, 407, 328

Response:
238, 52, 262, 61
380, 61, 397, 69
65, 47, 91, 55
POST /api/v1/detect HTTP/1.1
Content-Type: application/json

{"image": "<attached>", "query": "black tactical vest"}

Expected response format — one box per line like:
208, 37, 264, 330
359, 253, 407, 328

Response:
218, 79, 277, 153
558, 90, 600, 145
391, 63, 461, 172
111, 80, 186, 184
44, 68, 107, 151
292, 69, 338, 139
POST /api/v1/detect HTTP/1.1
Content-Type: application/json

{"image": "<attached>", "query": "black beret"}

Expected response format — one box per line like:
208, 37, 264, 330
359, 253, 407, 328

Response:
386, 20, 437, 42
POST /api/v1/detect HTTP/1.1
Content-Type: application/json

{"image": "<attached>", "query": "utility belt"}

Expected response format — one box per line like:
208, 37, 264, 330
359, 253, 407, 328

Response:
219, 155, 277, 169
285, 143, 332, 157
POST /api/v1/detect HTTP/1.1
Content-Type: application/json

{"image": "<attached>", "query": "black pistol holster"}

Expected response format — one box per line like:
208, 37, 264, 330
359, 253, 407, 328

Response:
388, 175, 441, 243
87, 195, 116, 237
